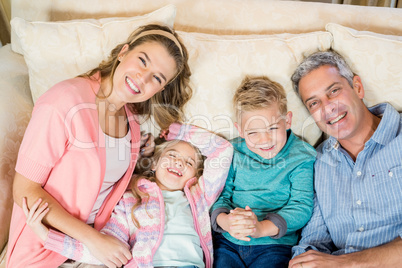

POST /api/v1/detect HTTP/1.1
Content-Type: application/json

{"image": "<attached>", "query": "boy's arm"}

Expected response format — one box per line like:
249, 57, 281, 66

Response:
268, 160, 316, 238
166, 123, 233, 205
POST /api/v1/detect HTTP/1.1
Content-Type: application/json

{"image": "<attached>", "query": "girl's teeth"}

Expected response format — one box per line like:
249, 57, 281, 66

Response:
168, 168, 182, 176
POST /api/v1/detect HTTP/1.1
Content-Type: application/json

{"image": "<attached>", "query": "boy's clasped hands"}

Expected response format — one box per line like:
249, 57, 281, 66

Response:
217, 206, 279, 241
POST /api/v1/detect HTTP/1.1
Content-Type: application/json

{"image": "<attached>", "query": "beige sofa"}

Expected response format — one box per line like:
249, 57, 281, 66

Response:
1, 0, 401, 266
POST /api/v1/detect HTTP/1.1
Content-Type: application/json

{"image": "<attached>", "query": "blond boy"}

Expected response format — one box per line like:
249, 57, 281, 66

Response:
211, 76, 316, 268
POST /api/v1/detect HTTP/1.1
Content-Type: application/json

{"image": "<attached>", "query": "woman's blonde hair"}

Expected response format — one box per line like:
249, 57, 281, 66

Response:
83, 24, 192, 130
129, 140, 204, 228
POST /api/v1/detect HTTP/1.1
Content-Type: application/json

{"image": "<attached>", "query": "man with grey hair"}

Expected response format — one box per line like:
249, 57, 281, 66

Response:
288, 50, 402, 268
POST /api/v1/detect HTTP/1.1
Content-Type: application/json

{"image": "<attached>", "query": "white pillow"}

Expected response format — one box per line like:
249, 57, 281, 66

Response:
10, 4, 177, 102
147, 31, 332, 146
326, 23, 402, 112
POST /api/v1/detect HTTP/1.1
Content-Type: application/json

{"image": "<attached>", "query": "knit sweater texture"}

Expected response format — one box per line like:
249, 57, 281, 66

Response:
45, 123, 233, 268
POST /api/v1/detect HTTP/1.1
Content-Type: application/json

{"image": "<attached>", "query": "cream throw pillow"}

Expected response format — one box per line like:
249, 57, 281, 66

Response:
10, 4, 177, 102
171, 31, 332, 145
327, 23, 402, 112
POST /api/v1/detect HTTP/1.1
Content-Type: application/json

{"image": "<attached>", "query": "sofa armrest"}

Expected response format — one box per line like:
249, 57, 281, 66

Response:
0, 44, 33, 253
0, 243, 6, 268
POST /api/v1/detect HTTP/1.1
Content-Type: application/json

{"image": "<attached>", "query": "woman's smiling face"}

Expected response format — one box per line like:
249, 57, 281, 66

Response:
154, 141, 199, 191
110, 41, 177, 106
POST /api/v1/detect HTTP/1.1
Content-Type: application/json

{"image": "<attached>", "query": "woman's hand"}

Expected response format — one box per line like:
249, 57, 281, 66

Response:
140, 132, 155, 157
22, 197, 50, 242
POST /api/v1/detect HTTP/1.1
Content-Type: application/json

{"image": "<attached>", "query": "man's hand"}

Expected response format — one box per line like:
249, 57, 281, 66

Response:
289, 250, 349, 268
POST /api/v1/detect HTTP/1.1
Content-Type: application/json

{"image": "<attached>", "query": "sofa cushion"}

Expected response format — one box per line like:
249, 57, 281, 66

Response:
12, 0, 402, 36
327, 23, 402, 112
10, 4, 176, 102
165, 31, 332, 146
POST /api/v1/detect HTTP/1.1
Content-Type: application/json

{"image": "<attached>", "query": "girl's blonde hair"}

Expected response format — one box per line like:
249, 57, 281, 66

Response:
129, 140, 204, 228
83, 24, 192, 130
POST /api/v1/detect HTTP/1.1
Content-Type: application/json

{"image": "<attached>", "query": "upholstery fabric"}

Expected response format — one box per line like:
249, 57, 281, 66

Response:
171, 31, 332, 145
11, 0, 402, 36
0, 44, 32, 255
327, 23, 402, 111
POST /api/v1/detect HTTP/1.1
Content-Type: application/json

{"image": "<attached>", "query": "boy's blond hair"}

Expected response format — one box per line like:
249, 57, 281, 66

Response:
233, 76, 287, 118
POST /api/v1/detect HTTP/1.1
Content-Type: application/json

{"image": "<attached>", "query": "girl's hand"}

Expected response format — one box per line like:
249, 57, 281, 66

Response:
84, 231, 132, 268
22, 197, 50, 242
159, 128, 169, 139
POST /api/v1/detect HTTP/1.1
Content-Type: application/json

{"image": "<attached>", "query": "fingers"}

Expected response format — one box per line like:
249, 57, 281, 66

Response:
23, 197, 49, 223
22, 197, 29, 217
140, 133, 155, 157
106, 249, 131, 268
159, 129, 169, 139
32, 202, 49, 223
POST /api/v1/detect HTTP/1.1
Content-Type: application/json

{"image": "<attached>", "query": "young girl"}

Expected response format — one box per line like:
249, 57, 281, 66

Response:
24, 123, 233, 268
8, 24, 193, 268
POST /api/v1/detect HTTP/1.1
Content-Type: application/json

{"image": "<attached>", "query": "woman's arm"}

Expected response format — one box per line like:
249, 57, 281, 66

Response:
14, 172, 132, 267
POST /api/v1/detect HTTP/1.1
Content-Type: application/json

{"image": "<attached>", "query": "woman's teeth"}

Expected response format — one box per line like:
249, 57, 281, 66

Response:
126, 77, 139, 93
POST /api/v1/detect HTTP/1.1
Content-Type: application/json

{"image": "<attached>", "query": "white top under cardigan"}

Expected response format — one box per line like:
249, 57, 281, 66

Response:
87, 129, 131, 224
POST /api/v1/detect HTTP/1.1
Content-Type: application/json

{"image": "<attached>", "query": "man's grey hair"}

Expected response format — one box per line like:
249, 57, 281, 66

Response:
291, 50, 355, 96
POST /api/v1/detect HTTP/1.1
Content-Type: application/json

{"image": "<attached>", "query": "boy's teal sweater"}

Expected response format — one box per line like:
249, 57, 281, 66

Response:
211, 130, 316, 246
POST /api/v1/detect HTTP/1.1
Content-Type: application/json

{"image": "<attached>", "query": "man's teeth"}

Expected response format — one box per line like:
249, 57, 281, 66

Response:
329, 113, 346, 125
168, 168, 182, 176
126, 77, 139, 93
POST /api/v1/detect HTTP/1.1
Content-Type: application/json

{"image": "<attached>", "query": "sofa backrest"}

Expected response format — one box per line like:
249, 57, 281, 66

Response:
12, 0, 402, 35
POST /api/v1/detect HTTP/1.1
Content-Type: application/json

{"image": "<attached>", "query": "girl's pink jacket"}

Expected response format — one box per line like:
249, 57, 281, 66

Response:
43, 123, 233, 268
7, 73, 141, 268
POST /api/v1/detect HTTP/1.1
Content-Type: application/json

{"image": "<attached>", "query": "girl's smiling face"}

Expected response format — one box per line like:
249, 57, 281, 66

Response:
106, 41, 177, 107
154, 141, 200, 191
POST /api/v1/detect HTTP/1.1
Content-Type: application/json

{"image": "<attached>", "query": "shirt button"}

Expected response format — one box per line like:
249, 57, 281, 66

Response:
358, 226, 364, 232
357, 171, 362, 176
389, 171, 393, 177
356, 200, 362, 205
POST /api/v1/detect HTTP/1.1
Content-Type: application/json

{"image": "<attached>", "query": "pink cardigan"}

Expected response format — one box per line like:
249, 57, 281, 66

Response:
7, 73, 141, 268
43, 123, 233, 268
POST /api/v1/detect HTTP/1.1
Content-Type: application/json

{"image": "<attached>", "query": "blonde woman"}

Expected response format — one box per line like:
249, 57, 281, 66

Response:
8, 24, 192, 268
